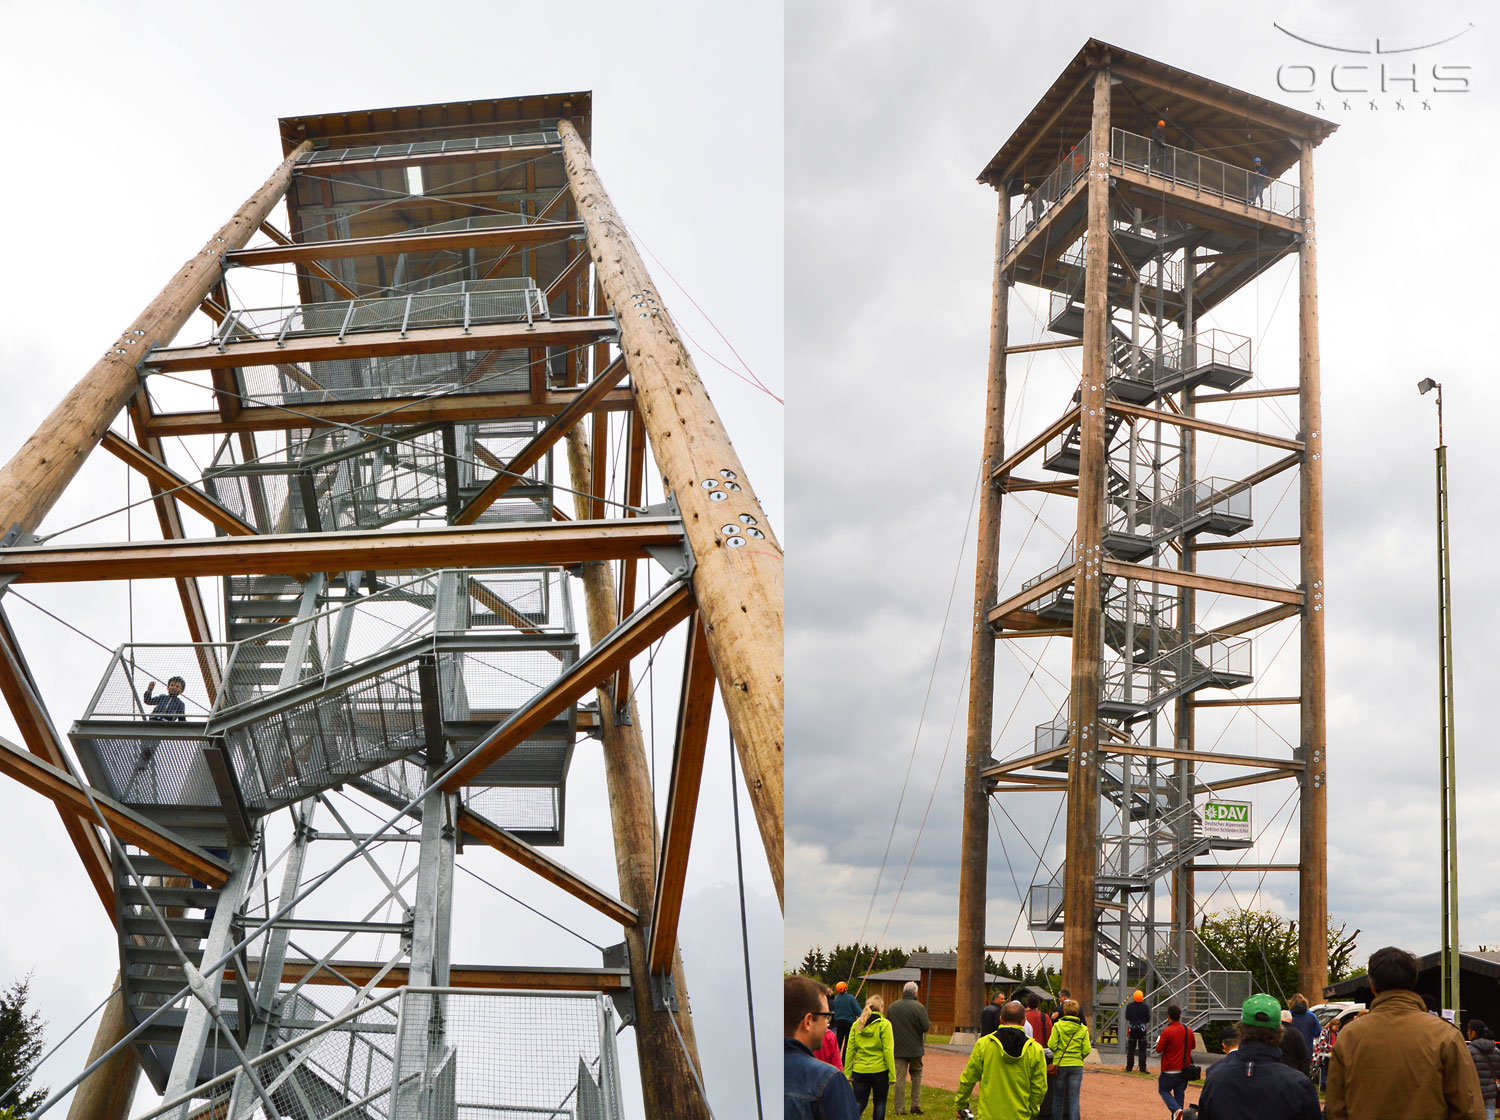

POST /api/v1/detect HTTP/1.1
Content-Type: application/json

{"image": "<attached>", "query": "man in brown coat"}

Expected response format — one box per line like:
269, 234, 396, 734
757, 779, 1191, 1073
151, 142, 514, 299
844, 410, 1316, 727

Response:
1325, 946, 1485, 1120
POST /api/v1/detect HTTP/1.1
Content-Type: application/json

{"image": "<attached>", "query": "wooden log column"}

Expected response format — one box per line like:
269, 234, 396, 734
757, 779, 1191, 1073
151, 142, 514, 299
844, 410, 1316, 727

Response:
557, 119, 785, 907
1296, 139, 1329, 998
1061, 65, 1112, 1014
955, 189, 1011, 1032
0, 141, 311, 536
565, 425, 710, 1119
63, 981, 140, 1120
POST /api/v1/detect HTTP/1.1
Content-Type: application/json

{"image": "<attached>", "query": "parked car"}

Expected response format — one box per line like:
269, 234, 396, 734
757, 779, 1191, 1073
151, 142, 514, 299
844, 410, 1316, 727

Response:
1309, 1001, 1364, 1029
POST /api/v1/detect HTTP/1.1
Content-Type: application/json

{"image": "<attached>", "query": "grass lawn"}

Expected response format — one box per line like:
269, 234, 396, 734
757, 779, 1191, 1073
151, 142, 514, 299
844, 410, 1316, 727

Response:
850, 1083, 960, 1117
924, 1033, 951, 1046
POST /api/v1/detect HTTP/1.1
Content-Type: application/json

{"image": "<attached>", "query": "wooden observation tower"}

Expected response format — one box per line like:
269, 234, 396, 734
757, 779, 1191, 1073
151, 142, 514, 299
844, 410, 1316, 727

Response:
955, 41, 1336, 1036
0, 95, 781, 1118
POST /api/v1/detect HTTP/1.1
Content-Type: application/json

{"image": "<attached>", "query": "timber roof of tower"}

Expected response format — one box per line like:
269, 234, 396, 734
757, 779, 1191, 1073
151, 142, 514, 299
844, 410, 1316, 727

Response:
978, 39, 1337, 189
278, 92, 592, 154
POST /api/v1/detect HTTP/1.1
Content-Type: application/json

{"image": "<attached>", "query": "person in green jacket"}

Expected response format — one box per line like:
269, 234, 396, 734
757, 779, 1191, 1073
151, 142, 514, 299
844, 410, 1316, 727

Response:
956, 1000, 1048, 1119
1046, 999, 1091, 1120
845, 994, 897, 1119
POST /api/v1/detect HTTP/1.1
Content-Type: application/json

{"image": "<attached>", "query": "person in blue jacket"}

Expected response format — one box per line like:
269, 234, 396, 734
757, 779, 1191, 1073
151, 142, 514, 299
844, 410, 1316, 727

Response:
786, 975, 858, 1120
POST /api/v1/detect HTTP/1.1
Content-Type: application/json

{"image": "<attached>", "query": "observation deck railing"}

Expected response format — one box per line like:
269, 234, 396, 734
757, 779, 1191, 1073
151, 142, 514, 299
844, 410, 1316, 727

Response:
210, 277, 547, 350
1105, 476, 1251, 552
298, 128, 562, 165
1007, 134, 1092, 248
1110, 128, 1302, 219
1008, 129, 1302, 251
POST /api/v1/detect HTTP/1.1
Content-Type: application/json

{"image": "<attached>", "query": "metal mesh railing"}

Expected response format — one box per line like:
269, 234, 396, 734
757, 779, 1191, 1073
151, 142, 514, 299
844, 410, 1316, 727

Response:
1019, 545, 1077, 617
1106, 476, 1251, 545
79, 644, 229, 723
1101, 633, 1252, 709
252, 990, 400, 1120
357, 740, 570, 842
1008, 134, 1092, 248
235, 349, 533, 409
1056, 238, 1185, 294
76, 571, 577, 815
300, 130, 561, 165
136, 987, 408, 1120
1109, 329, 1252, 387
212, 278, 547, 349
1110, 129, 1302, 219
392, 989, 622, 1120
206, 412, 558, 536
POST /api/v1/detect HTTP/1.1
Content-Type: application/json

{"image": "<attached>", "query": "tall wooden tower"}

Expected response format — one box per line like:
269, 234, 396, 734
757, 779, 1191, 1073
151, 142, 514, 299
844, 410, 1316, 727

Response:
955, 41, 1335, 1035
0, 95, 781, 1118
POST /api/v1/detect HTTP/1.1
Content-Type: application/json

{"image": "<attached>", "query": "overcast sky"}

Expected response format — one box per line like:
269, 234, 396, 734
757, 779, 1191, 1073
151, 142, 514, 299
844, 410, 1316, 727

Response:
787, 0, 1500, 996
0, 1, 780, 1115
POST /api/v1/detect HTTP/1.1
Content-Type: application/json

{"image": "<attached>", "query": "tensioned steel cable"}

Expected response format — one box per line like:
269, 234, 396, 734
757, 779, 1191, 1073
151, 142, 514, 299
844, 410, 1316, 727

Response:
728, 727, 765, 1120
330, 788, 607, 953
842, 463, 982, 989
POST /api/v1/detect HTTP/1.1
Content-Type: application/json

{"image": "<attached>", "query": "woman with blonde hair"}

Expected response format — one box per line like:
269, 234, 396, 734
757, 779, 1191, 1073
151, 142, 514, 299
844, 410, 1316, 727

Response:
1047, 998, 1092, 1120
844, 993, 897, 1118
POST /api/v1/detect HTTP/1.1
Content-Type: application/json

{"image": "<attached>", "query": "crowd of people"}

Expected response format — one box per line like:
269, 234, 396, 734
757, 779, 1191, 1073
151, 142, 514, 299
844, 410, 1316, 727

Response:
787, 945, 1500, 1120
784, 975, 931, 1119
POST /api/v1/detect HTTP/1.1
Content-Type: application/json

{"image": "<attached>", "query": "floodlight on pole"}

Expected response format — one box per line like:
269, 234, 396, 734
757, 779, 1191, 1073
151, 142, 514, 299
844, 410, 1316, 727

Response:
1421, 377, 1459, 1019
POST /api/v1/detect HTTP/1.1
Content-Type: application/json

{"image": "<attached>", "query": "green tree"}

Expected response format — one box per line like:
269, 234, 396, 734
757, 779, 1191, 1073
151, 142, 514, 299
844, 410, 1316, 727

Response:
0, 975, 47, 1118
797, 943, 924, 987
1196, 910, 1361, 1002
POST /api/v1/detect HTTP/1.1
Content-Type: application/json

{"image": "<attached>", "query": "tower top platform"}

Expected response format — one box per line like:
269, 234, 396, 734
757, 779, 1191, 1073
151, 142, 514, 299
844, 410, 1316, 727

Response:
978, 39, 1335, 190
278, 91, 592, 154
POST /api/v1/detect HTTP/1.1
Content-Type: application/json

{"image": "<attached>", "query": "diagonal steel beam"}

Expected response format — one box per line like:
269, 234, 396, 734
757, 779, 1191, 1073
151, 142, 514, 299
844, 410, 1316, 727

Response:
647, 616, 716, 973
0, 608, 114, 913
258, 222, 357, 299
0, 734, 230, 885
456, 806, 636, 927
452, 357, 628, 524
99, 430, 258, 537
440, 581, 695, 791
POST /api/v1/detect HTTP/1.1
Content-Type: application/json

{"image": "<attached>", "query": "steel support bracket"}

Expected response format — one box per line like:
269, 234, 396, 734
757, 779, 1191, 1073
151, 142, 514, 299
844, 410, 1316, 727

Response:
642, 497, 694, 580
0, 524, 40, 598
648, 966, 678, 1013
602, 941, 636, 1026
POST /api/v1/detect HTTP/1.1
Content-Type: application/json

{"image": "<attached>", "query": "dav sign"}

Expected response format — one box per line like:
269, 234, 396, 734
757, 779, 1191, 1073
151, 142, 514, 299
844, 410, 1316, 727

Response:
1203, 800, 1252, 841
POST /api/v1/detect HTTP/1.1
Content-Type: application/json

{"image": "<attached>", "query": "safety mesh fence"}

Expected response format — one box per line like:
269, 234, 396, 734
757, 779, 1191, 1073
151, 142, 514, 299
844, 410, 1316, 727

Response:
213, 278, 544, 347
206, 403, 555, 534
391, 990, 621, 1120
235, 349, 532, 409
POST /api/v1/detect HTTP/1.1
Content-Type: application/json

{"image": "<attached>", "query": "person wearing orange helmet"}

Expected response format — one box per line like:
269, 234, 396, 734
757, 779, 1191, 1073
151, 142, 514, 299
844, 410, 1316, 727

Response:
1125, 988, 1153, 1073
1150, 118, 1169, 178
832, 980, 862, 1053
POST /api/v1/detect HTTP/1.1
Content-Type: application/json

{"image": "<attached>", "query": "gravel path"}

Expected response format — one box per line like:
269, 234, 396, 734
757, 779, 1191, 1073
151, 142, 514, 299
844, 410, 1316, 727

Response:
921, 1048, 1204, 1119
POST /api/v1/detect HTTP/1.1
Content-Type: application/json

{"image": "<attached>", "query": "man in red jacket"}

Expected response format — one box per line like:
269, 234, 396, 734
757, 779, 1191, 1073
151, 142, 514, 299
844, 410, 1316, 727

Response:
1023, 993, 1052, 1045
1155, 1004, 1196, 1116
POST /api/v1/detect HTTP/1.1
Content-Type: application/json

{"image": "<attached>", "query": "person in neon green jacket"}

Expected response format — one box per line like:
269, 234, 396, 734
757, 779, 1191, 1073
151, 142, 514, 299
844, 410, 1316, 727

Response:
1046, 1000, 1092, 1120
844, 994, 897, 1119
956, 1000, 1048, 1119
